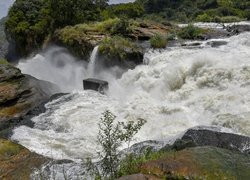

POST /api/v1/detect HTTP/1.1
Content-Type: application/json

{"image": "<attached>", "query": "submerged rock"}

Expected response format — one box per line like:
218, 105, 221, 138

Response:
206, 40, 228, 47
0, 139, 47, 179
0, 64, 59, 134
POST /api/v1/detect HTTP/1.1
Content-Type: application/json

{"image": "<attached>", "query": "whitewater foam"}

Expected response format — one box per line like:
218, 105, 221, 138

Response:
12, 32, 250, 162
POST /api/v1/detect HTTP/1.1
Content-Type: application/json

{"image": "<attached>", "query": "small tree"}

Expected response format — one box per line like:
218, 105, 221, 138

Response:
91, 110, 146, 179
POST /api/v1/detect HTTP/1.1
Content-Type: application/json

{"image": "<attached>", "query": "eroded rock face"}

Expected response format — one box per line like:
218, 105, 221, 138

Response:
0, 64, 59, 126
0, 139, 47, 180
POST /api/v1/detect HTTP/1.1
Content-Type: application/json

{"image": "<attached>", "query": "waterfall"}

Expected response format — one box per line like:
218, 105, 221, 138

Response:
87, 46, 99, 78
12, 32, 250, 165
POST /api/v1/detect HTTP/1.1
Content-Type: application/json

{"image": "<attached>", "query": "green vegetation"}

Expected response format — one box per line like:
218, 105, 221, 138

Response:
0, 59, 8, 65
118, 149, 173, 177
88, 110, 146, 179
136, 0, 250, 22
3, 0, 250, 60
150, 33, 167, 49
101, 3, 144, 20
0, 139, 22, 158
5, 0, 108, 58
99, 36, 141, 60
178, 24, 206, 39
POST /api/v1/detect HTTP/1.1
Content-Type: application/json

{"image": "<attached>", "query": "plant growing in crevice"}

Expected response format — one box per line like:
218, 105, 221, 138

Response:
87, 110, 146, 179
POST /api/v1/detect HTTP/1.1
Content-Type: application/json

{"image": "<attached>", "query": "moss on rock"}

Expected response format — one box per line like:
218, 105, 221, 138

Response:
0, 139, 47, 180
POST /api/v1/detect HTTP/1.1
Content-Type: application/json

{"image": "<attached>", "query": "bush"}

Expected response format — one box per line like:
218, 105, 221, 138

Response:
196, 13, 213, 22
150, 33, 167, 49
101, 2, 144, 20
99, 36, 141, 60
87, 110, 146, 179
178, 24, 205, 40
118, 149, 176, 177
218, 16, 242, 23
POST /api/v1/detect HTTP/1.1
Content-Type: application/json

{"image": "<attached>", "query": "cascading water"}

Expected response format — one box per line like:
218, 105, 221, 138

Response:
12, 32, 250, 177
87, 46, 99, 78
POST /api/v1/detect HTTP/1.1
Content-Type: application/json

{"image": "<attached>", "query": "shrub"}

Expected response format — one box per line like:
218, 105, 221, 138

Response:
196, 13, 213, 22
178, 24, 205, 40
87, 110, 146, 179
150, 33, 167, 49
217, 16, 242, 23
99, 36, 141, 60
118, 149, 176, 177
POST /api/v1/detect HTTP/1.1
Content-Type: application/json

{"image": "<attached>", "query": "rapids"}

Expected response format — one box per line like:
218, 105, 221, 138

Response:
12, 32, 250, 163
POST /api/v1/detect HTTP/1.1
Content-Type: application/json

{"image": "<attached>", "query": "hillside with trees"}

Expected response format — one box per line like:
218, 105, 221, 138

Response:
3, 0, 250, 61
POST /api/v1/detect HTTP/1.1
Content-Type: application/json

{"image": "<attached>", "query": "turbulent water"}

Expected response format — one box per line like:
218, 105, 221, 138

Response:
12, 33, 250, 164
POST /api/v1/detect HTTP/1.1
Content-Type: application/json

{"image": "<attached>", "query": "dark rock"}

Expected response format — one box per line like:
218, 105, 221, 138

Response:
225, 25, 250, 35
207, 40, 228, 47
181, 42, 202, 47
171, 126, 250, 153
83, 78, 108, 94
0, 64, 60, 137
200, 29, 231, 40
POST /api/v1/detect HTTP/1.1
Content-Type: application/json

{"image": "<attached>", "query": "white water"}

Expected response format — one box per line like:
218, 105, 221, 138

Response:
179, 21, 250, 29
87, 46, 99, 77
12, 32, 250, 162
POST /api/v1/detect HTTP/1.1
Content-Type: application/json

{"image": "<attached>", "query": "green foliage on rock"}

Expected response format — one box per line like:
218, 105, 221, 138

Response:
99, 36, 142, 61
0, 139, 22, 158
150, 33, 167, 49
101, 3, 144, 20
178, 24, 206, 40
118, 146, 250, 179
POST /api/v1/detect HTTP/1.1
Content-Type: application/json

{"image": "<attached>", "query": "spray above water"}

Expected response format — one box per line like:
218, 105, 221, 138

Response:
17, 46, 118, 92
12, 33, 250, 162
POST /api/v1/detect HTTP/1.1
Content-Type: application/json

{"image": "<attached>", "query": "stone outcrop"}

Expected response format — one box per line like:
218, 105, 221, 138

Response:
0, 139, 47, 180
0, 64, 59, 131
83, 78, 108, 94
49, 21, 170, 69
171, 126, 250, 153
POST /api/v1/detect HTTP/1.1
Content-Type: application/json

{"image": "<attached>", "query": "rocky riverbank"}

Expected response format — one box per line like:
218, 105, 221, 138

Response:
119, 127, 250, 179
0, 64, 59, 137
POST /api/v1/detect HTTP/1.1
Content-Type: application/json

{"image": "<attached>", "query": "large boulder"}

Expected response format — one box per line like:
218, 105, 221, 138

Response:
171, 126, 250, 153
0, 139, 47, 179
0, 64, 59, 130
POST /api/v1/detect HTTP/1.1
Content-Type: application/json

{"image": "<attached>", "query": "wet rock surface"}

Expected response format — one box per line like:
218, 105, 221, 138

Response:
171, 127, 250, 153
0, 64, 60, 137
